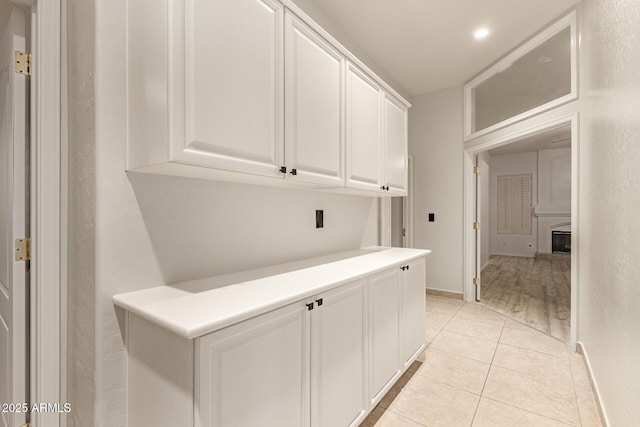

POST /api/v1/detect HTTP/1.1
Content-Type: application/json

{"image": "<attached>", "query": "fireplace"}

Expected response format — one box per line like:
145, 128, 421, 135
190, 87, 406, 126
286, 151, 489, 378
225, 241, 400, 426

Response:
552, 231, 571, 253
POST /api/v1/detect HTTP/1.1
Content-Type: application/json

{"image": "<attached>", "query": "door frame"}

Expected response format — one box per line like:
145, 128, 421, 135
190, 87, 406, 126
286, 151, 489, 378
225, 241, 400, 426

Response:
26, 0, 64, 426
463, 106, 579, 349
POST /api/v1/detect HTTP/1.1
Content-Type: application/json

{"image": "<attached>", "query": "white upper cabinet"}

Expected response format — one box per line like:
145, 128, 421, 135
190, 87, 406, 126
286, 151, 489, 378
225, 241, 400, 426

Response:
183, 0, 284, 177
285, 12, 345, 186
128, 0, 284, 179
346, 63, 383, 192
127, 0, 410, 194
383, 94, 408, 195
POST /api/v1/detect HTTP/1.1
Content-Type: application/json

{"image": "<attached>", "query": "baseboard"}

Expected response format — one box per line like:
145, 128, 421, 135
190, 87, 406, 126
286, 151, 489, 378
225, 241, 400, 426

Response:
576, 342, 609, 426
426, 288, 464, 300
490, 252, 535, 258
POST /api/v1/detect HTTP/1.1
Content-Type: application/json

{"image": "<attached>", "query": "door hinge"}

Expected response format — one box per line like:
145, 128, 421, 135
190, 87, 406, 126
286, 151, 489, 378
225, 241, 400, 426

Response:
15, 238, 30, 261
473, 277, 481, 286
473, 166, 480, 174
15, 51, 31, 76
20, 423, 30, 427
473, 222, 481, 230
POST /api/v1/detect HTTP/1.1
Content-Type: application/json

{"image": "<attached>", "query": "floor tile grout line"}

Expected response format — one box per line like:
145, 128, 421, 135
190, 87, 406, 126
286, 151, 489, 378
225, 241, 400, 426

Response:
485, 363, 577, 395
471, 317, 506, 425
383, 408, 428, 427
480, 396, 578, 427
567, 351, 587, 427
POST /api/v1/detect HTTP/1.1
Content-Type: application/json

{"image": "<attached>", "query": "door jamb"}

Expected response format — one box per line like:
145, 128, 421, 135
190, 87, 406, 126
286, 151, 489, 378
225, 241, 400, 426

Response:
463, 111, 579, 349
28, 0, 64, 426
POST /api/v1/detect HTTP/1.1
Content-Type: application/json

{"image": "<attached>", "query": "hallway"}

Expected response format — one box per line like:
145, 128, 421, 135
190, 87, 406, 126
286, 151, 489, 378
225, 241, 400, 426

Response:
480, 255, 571, 342
362, 296, 601, 426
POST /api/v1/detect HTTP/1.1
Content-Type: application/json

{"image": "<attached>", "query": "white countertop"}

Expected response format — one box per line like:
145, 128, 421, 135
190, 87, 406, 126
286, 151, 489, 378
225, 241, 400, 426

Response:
113, 247, 431, 339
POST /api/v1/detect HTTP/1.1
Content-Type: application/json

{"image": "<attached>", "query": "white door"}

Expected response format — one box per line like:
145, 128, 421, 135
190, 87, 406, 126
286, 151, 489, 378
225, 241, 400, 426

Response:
345, 63, 382, 192
197, 302, 309, 427
475, 156, 482, 301
383, 94, 408, 195
285, 12, 344, 186
0, 7, 29, 427
180, 0, 284, 178
400, 259, 426, 368
368, 268, 401, 406
310, 280, 367, 427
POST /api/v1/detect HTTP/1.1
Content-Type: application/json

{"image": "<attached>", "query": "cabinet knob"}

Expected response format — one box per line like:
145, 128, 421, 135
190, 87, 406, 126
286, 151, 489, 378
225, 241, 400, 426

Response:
290, 168, 297, 176
280, 166, 287, 174
316, 298, 323, 306
306, 302, 314, 311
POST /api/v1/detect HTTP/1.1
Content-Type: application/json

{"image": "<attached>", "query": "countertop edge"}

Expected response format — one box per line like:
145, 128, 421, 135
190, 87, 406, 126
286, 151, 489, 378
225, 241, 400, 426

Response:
114, 248, 431, 339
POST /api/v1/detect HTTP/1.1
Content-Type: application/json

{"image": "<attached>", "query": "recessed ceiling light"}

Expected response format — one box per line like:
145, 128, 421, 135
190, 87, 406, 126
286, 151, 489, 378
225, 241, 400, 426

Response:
474, 28, 489, 39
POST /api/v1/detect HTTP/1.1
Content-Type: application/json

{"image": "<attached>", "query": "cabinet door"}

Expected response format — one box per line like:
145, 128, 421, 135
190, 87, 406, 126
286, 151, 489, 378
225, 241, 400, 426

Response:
383, 94, 408, 195
346, 63, 383, 192
311, 280, 367, 427
368, 268, 401, 406
178, 0, 284, 177
285, 12, 345, 186
197, 302, 309, 427
401, 259, 426, 368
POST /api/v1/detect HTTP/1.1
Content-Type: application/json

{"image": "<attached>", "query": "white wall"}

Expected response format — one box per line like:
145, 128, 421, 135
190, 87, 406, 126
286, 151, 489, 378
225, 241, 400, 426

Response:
489, 152, 538, 257
578, 1, 640, 424
67, 0, 383, 425
478, 152, 491, 268
410, 86, 463, 294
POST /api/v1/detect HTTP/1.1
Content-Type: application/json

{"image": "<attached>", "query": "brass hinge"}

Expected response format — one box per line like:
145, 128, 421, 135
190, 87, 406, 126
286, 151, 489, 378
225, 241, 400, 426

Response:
15, 238, 30, 261
473, 277, 481, 286
473, 222, 481, 230
15, 51, 31, 76
20, 423, 30, 427
473, 166, 480, 174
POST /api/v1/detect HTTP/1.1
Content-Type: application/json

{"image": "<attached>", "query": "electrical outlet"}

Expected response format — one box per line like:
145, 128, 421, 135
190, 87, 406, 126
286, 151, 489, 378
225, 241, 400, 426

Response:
316, 210, 324, 228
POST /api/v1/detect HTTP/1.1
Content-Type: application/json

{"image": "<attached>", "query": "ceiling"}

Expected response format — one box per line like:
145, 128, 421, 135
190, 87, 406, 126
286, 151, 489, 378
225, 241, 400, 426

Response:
488, 125, 571, 156
306, 0, 580, 96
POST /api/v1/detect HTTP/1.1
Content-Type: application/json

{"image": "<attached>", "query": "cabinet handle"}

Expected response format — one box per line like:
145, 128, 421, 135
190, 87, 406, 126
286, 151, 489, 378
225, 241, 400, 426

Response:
280, 166, 287, 174
384, 185, 390, 191
316, 298, 323, 306
306, 302, 314, 311
400, 265, 406, 271
290, 168, 297, 176
407, 265, 410, 270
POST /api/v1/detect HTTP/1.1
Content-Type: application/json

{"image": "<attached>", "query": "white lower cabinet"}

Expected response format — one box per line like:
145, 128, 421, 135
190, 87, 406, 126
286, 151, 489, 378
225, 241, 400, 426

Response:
400, 258, 427, 368
310, 280, 367, 427
196, 302, 308, 427
123, 252, 428, 427
368, 268, 401, 406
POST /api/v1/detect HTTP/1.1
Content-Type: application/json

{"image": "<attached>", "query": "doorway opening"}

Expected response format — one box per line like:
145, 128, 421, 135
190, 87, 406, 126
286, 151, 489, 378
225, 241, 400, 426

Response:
391, 156, 413, 248
464, 114, 578, 346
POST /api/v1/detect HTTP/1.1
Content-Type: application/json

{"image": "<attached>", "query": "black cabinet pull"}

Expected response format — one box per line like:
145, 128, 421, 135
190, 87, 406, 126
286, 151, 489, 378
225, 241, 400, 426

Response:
316, 298, 323, 306
306, 302, 314, 311
290, 168, 297, 176
400, 265, 406, 271
407, 265, 410, 270
280, 166, 287, 174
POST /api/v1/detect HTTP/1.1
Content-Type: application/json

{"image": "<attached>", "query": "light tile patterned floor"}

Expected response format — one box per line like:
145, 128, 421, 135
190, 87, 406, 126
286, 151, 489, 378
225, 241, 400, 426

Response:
361, 296, 602, 427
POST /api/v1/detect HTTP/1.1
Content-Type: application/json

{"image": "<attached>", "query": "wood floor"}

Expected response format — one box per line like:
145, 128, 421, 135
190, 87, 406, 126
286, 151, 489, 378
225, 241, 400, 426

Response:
480, 254, 571, 342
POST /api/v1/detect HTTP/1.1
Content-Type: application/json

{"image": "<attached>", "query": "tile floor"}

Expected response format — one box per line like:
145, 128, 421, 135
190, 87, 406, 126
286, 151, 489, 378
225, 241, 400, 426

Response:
361, 296, 602, 427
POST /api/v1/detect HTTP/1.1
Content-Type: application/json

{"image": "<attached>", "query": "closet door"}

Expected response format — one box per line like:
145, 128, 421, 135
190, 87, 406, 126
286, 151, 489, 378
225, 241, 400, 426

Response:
178, 0, 284, 177
285, 12, 345, 186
